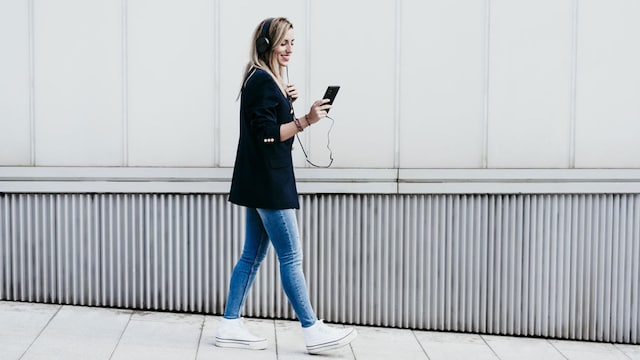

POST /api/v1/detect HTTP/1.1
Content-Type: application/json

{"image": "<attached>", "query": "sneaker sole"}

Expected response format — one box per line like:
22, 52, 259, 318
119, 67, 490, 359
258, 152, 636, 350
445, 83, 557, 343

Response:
215, 337, 268, 350
306, 328, 358, 354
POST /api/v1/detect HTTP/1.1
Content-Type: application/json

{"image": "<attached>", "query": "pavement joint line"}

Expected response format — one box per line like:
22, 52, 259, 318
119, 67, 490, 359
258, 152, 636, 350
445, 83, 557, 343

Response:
613, 343, 635, 360
108, 310, 134, 360
273, 319, 279, 359
192, 315, 206, 360
411, 329, 432, 360
545, 338, 570, 360
18, 303, 63, 360
479, 334, 503, 360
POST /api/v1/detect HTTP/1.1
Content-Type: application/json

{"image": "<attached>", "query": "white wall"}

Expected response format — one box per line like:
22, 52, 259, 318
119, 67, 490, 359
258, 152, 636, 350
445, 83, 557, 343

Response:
33, 0, 123, 166
0, 0, 31, 165
400, 0, 486, 168
127, 0, 215, 166
487, 0, 573, 168
1, 0, 639, 169
574, 0, 640, 168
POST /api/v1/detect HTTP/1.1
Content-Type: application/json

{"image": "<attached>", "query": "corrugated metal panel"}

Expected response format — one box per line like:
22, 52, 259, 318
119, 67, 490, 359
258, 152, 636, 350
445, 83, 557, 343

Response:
0, 193, 638, 344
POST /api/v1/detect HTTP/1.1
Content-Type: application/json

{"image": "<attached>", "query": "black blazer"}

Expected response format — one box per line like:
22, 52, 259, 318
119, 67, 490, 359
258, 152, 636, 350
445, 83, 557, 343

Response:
229, 68, 300, 209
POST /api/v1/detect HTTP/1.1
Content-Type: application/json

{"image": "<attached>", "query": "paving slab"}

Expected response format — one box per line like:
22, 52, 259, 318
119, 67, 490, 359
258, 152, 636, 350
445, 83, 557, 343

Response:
482, 335, 566, 360
415, 331, 499, 360
0, 301, 60, 360
20, 305, 131, 360
110, 310, 203, 360
549, 339, 631, 360
351, 326, 428, 360
616, 343, 640, 360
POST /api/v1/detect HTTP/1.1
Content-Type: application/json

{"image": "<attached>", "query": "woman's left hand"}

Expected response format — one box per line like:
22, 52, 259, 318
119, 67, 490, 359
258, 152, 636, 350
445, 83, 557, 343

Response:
286, 84, 299, 102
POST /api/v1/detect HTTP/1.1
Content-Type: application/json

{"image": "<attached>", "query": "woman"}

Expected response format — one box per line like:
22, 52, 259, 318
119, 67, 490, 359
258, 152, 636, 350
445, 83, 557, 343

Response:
215, 17, 357, 354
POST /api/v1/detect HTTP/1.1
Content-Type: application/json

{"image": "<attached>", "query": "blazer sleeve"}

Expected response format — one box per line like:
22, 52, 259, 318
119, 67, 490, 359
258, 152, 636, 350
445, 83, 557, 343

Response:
243, 71, 284, 144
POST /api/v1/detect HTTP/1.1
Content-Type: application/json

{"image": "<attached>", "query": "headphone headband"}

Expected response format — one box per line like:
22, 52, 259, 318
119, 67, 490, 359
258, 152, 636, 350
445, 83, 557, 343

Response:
255, 18, 274, 56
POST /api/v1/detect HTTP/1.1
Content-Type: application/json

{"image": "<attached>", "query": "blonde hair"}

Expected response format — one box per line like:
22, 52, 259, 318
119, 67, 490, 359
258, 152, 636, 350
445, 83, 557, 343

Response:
240, 17, 293, 95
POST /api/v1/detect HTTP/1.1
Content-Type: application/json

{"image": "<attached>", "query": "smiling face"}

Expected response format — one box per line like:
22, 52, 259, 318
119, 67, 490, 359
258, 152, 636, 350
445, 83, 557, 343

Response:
275, 28, 295, 67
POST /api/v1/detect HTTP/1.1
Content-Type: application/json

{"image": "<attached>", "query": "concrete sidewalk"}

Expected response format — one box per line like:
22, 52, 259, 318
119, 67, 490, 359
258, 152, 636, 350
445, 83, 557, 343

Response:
1, 301, 639, 360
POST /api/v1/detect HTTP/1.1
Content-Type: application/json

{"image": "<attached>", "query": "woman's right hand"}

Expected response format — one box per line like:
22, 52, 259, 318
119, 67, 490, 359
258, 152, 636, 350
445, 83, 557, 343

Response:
306, 99, 332, 125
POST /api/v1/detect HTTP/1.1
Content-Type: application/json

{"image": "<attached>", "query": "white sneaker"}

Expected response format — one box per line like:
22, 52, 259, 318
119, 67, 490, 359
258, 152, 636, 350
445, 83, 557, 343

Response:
215, 318, 268, 350
302, 320, 357, 354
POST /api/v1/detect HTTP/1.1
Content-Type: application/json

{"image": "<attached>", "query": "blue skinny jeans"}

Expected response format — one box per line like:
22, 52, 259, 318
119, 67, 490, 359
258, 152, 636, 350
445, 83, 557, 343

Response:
223, 207, 317, 328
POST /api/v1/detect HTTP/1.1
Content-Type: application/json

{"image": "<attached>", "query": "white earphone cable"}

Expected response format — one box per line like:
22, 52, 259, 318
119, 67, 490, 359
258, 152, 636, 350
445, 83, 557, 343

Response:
286, 67, 334, 168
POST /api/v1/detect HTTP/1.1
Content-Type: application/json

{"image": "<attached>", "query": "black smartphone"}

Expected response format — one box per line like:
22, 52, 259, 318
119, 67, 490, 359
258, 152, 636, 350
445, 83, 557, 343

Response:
322, 86, 340, 113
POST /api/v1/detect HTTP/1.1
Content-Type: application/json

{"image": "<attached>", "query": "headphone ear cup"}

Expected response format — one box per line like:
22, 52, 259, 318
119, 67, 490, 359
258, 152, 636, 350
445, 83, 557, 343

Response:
256, 18, 274, 58
256, 37, 270, 56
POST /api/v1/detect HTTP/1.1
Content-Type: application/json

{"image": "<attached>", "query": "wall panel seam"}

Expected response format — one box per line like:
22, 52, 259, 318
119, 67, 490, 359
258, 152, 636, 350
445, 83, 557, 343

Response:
304, 0, 312, 166
28, 0, 35, 166
393, 0, 401, 169
569, 0, 579, 168
212, 0, 221, 167
482, 0, 491, 169
121, 0, 129, 166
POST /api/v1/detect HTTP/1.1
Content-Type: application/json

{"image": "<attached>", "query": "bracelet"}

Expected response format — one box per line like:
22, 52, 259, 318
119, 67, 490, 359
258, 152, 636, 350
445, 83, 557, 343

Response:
293, 117, 304, 132
304, 114, 311, 127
